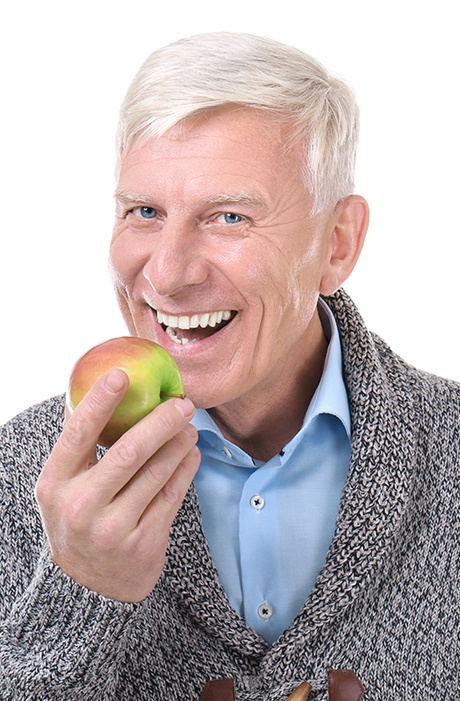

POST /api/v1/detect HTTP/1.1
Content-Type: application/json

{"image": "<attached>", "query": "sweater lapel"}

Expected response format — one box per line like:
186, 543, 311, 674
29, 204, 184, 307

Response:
164, 289, 420, 679
264, 289, 419, 675
164, 483, 269, 659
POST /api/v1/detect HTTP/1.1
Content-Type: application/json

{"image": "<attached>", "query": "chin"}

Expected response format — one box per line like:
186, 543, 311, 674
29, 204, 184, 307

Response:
180, 374, 223, 408
185, 389, 221, 410
185, 379, 245, 411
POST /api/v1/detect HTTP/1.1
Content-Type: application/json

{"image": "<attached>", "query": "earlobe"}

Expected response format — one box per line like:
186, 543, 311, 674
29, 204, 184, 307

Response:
319, 195, 369, 296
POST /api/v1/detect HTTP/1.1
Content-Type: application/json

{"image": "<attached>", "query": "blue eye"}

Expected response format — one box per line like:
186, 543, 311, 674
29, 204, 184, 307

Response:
133, 206, 157, 219
220, 212, 243, 224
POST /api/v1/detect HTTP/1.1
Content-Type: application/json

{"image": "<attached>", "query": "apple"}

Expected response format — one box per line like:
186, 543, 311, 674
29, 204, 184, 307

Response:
67, 336, 184, 446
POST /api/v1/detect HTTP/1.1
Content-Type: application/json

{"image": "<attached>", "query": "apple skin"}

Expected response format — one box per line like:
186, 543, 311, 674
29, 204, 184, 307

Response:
67, 336, 185, 447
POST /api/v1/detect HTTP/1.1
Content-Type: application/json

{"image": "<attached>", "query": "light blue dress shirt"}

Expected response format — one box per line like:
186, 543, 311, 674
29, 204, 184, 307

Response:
192, 300, 351, 644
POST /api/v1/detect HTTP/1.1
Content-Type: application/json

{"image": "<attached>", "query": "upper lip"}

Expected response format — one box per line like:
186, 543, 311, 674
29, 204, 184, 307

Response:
156, 309, 234, 329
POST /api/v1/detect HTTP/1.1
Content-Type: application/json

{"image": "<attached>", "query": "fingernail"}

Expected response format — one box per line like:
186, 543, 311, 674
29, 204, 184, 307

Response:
104, 369, 127, 393
174, 396, 195, 417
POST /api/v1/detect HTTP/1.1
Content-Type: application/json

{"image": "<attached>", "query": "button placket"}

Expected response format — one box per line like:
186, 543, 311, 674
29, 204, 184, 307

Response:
239, 464, 280, 640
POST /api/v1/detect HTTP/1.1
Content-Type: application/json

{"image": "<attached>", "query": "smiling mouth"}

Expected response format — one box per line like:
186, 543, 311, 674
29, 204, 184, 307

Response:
156, 309, 236, 345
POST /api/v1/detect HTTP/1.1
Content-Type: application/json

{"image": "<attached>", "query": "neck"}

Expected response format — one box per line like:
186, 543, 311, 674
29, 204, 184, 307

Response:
208, 311, 328, 462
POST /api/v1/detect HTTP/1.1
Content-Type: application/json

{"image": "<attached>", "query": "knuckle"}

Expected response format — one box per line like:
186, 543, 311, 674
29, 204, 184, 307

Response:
176, 427, 198, 453
34, 470, 54, 508
152, 402, 184, 437
60, 493, 93, 536
143, 459, 166, 490
161, 449, 201, 507
161, 479, 182, 507
183, 445, 201, 476
189, 445, 201, 470
65, 379, 124, 448
62, 412, 90, 451
110, 436, 144, 466
84, 379, 118, 415
93, 514, 122, 552
139, 428, 198, 493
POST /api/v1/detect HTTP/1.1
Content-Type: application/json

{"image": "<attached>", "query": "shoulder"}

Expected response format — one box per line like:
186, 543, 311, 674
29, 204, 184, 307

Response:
327, 288, 460, 404
1, 393, 66, 442
326, 289, 460, 449
1, 395, 66, 484
371, 331, 460, 418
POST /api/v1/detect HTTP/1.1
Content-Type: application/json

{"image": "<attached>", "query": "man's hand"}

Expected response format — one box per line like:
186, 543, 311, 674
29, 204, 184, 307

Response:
35, 368, 200, 602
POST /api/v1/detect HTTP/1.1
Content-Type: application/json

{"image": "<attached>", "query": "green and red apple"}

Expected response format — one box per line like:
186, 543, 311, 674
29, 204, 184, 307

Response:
67, 336, 184, 446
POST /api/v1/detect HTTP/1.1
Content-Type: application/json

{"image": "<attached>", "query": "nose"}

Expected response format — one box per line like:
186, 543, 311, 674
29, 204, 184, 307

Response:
142, 220, 208, 297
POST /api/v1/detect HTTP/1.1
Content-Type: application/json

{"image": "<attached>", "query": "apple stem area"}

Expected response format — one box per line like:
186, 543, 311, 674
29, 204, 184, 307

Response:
160, 392, 186, 399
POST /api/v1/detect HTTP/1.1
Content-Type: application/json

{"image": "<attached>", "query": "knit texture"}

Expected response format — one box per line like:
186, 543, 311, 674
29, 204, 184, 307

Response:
0, 289, 459, 700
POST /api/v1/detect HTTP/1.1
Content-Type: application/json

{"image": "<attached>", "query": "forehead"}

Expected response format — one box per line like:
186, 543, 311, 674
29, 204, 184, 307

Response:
130, 105, 296, 157
117, 107, 306, 203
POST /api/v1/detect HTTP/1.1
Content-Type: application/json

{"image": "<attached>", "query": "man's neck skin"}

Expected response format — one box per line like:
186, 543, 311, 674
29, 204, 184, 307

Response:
207, 310, 328, 462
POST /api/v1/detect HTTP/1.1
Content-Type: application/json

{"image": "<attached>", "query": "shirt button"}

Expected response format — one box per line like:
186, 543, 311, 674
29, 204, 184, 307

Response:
223, 446, 232, 458
250, 494, 265, 510
257, 602, 273, 619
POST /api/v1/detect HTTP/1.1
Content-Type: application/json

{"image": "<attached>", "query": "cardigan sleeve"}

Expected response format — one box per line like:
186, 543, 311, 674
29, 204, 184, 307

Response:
0, 397, 138, 700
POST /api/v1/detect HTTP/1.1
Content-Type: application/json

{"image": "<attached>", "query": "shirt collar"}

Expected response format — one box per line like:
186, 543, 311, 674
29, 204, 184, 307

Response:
192, 297, 350, 444
304, 297, 351, 438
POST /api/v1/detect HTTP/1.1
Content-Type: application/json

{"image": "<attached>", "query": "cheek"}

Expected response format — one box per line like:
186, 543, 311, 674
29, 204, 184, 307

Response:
270, 244, 322, 311
259, 248, 324, 335
291, 237, 326, 291
108, 241, 141, 335
109, 234, 144, 292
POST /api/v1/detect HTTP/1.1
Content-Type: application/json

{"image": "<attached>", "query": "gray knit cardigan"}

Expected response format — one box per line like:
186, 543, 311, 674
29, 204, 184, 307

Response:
0, 289, 459, 700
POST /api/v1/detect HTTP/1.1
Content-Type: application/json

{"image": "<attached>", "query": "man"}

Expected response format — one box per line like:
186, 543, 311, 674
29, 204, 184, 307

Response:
0, 32, 458, 700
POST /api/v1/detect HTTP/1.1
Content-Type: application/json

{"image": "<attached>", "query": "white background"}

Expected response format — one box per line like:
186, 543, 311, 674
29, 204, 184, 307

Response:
1, 0, 459, 424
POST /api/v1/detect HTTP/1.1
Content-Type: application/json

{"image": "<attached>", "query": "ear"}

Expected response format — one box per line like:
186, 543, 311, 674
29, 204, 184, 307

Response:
319, 195, 369, 296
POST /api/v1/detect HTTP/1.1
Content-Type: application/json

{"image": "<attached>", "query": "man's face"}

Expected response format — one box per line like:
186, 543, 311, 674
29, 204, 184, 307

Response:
110, 107, 337, 410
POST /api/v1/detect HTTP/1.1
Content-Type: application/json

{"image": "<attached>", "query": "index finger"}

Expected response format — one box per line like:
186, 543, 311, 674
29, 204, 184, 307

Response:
47, 368, 130, 479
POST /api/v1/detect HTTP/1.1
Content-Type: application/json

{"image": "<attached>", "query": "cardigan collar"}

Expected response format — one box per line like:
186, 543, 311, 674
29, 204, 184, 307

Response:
163, 288, 419, 683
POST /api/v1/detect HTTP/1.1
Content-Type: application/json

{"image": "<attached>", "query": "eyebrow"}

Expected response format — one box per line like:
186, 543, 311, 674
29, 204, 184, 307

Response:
114, 189, 155, 205
114, 189, 265, 209
202, 192, 265, 208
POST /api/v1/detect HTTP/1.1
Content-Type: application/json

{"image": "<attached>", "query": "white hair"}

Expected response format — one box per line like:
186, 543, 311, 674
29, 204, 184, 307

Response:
117, 32, 359, 214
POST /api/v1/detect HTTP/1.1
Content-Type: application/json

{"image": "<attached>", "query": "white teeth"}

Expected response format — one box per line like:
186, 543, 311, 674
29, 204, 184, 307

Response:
178, 316, 190, 330
166, 326, 192, 345
157, 309, 234, 331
